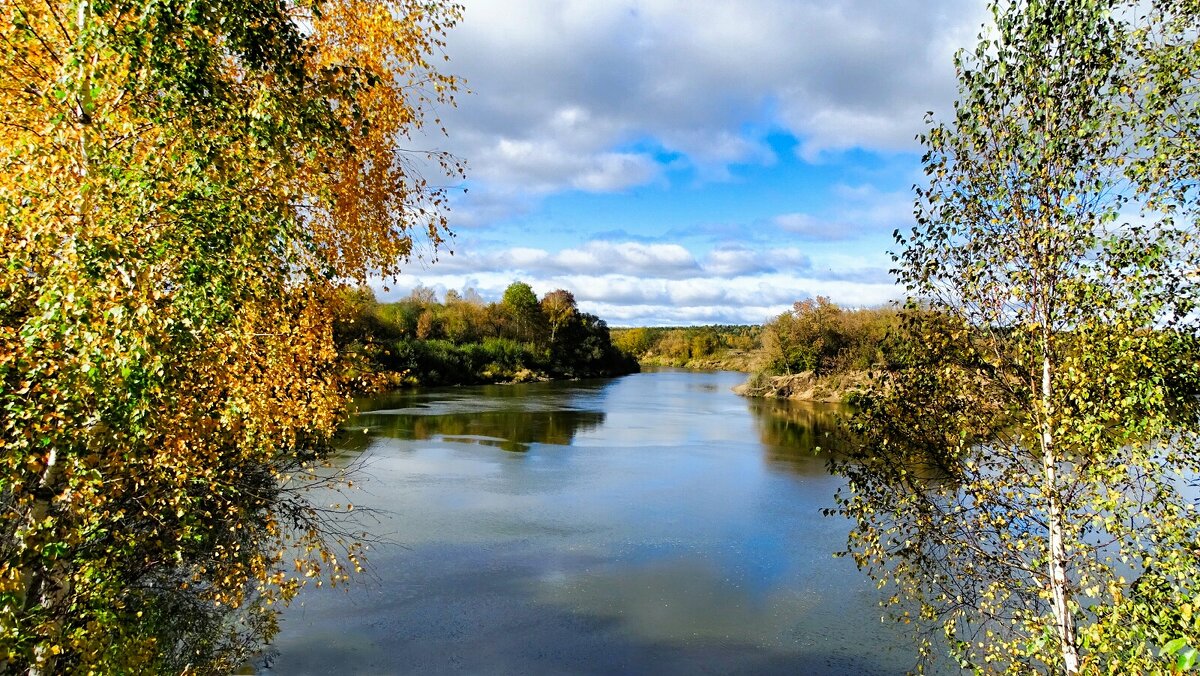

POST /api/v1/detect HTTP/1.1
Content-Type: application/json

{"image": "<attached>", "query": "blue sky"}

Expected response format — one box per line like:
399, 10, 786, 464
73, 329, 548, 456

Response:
385, 0, 989, 326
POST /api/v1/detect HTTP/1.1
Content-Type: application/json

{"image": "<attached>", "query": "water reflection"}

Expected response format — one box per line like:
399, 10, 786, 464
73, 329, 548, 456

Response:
745, 396, 961, 492
745, 397, 852, 475
340, 382, 607, 452
272, 371, 919, 675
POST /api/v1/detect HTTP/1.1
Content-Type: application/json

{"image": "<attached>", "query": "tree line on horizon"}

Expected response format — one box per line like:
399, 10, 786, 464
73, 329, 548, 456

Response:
336, 282, 637, 387
611, 300, 901, 380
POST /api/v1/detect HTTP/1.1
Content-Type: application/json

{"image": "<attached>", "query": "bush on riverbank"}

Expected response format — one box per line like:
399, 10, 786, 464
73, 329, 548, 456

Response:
739, 299, 901, 402
759, 297, 900, 377
608, 305, 902, 401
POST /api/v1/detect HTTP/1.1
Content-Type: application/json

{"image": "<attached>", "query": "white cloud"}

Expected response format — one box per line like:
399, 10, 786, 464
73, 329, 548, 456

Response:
702, 245, 811, 276
557, 241, 699, 275
573, 153, 662, 192
474, 139, 661, 194
428, 241, 703, 278
378, 240, 896, 325
426, 0, 988, 232
507, 247, 551, 268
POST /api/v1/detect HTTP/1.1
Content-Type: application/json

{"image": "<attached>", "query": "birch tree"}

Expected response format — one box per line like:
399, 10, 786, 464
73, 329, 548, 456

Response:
836, 1, 1200, 673
0, 0, 460, 671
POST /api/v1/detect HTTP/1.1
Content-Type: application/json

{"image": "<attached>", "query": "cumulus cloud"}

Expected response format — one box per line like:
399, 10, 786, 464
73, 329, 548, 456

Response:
379, 240, 896, 325
702, 245, 811, 276
377, 269, 899, 325
477, 139, 661, 193
422, 240, 818, 280
421, 241, 702, 278
438, 1, 985, 192
557, 241, 699, 275
703, 246, 773, 277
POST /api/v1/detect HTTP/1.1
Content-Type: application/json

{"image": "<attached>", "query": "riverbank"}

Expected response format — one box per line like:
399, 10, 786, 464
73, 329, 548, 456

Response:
349, 337, 639, 392
612, 303, 897, 404
732, 370, 870, 403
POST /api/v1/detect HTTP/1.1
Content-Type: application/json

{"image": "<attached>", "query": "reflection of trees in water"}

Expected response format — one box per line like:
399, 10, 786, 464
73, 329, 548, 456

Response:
360, 379, 611, 413
747, 398, 956, 485
359, 409, 607, 452
335, 381, 612, 452
745, 397, 852, 475
337, 384, 609, 452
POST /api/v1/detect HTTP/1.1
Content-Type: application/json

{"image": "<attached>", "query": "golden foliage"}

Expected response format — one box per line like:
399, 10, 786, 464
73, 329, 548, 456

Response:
0, 0, 460, 671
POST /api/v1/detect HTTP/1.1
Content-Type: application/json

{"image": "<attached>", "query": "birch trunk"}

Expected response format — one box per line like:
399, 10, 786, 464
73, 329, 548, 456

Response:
1042, 353, 1079, 674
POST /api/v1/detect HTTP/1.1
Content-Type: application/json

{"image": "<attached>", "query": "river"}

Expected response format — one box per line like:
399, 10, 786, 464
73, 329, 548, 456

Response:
266, 368, 919, 674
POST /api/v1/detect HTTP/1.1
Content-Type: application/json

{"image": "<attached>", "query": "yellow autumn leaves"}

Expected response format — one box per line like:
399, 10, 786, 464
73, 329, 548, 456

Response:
0, 0, 461, 671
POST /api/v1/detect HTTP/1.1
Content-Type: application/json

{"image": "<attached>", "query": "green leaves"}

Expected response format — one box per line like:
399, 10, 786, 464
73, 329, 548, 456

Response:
1161, 638, 1199, 671
836, 1, 1200, 674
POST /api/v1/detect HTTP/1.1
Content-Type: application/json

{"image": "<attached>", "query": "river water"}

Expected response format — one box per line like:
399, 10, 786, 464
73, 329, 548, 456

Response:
267, 368, 919, 674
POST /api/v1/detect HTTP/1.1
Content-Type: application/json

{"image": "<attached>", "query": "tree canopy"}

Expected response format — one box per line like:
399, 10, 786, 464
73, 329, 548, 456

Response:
541, 289, 577, 344
336, 284, 638, 385
0, 0, 461, 671
501, 281, 544, 344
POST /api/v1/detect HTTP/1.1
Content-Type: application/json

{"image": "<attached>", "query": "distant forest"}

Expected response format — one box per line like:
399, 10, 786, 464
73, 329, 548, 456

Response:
612, 299, 900, 378
611, 324, 761, 370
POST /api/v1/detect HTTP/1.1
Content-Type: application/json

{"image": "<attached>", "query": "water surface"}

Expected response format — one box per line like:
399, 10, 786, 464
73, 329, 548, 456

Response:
268, 369, 918, 674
